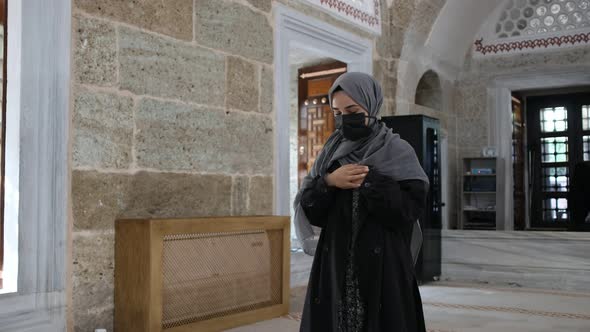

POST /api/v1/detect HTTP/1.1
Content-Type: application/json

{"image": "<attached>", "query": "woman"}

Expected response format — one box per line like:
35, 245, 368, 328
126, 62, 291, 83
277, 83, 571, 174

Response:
294, 72, 429, 332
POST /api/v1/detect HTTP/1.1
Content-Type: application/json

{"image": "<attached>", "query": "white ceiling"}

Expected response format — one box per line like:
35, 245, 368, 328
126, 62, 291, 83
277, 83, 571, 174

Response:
425, 0, 506, 68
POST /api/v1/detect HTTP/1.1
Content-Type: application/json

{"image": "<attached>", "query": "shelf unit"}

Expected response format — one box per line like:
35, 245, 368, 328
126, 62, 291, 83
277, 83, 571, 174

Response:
460, 157, 498, 230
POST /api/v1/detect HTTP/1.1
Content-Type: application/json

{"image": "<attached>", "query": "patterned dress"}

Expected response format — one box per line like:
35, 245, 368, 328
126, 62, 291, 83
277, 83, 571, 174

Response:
337, 189, 367, 332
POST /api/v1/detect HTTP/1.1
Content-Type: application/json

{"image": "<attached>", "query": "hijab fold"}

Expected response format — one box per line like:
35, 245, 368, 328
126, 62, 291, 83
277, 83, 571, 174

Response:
293, 72, 429, 256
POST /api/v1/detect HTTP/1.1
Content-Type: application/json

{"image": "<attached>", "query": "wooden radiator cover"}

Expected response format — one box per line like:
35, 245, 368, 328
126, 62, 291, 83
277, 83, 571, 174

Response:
115, 216, 290, 332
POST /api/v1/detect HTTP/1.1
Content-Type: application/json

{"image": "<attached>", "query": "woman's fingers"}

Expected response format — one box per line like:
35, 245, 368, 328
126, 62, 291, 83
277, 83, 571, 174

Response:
347, 177, 367, 188
346, 165, 369, 175
329, 164, 369, 189
348, 173, 367, 181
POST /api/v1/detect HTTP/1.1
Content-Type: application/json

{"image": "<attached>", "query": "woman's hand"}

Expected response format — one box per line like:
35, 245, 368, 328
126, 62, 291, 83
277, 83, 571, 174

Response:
325, 164, 369, 189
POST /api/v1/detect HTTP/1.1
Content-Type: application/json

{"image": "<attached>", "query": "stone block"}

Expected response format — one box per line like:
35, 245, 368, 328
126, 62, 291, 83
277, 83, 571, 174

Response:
382, 98, 397, 116
125, 171, 232, 218
390, 0, 415, 29
74, 16, 117, 86
408, 0, 443, 35
454, 82, 486, 118
248, 176, 273, 215
73, 89, 134, 169
119, 27, 225, 106
231, 175, 250, 216
135, 98, 273, 173
259, 65, 274, 114
456, 117, 488, 148
74, 306, 114, 332
376, 25, 404, 59
72, 231, 115, 331
75, 0, 193, 40
72, 171, 131, 231
246, 0, 272, 12
194, 0, 273, 63
227, 56, 259, 112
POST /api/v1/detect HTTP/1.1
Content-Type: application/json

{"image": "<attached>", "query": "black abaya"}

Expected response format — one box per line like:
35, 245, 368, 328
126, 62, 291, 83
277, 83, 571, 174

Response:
298, 167, 428, 332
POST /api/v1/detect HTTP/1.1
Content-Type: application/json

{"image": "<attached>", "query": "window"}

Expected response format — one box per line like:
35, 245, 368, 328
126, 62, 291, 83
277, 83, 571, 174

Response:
527, 93, 590, 228
0, 1, 69, 329
496, 0, 590, 38
540, 106, 568, 132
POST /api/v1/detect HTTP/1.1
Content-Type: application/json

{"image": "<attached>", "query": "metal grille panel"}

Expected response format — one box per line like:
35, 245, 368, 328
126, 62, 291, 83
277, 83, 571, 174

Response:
161, 229, 284, 329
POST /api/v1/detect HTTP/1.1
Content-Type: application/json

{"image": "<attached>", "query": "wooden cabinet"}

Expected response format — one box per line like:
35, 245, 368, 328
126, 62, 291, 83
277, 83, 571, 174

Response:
115, 216, 290, 332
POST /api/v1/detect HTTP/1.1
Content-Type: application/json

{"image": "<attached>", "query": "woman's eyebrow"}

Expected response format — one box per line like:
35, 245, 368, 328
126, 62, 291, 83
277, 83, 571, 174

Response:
332, 104, 359, 111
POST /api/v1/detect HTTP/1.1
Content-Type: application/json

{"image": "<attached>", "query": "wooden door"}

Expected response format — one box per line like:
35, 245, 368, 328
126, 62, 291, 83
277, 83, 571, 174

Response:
297, 62, 346, 187
512, 95, 526, 230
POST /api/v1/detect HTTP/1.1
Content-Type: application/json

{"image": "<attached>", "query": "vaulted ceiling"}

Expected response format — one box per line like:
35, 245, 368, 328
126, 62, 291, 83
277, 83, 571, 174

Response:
424, 0, 506, 68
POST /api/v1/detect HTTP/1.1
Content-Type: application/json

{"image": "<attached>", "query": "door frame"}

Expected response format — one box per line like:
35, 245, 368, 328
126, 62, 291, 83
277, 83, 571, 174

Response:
273, 5, 373, 217
526, 91, 590, 229
489, 67, 590, 230
0, 0, 70, 330
297, 61, 347, 187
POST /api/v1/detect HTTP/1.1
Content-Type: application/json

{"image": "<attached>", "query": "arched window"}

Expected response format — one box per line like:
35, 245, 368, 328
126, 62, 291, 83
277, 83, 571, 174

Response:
415, 70, 442, 111
496, 0, 590, 38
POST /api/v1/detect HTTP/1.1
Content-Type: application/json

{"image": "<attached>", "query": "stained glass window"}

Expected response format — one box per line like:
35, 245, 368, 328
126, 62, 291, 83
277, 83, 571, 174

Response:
497, 0, 590, 38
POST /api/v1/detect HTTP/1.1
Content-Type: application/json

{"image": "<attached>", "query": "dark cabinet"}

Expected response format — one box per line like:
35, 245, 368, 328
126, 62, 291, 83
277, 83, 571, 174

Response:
382, 115, 442, 283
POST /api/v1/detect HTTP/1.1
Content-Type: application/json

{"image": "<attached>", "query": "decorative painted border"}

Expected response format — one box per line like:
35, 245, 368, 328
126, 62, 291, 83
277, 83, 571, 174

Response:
302, 0, 381, 34
320, 0, 380, 26
474, 32, 590, 55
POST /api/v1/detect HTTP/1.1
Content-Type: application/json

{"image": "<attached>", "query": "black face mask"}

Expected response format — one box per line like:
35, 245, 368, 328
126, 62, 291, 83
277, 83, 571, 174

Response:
335, 113, 376, 141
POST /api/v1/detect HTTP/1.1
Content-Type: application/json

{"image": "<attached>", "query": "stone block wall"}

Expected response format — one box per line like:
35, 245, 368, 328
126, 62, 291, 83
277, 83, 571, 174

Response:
71, 1, 275, 329
71, 0, 400, 330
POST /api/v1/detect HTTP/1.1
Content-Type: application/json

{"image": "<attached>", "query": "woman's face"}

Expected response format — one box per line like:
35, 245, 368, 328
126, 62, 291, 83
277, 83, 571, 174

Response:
331, 91, 370, 125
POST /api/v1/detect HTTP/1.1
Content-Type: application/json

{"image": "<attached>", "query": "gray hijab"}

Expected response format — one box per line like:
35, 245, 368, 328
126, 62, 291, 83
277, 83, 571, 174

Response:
293, 72, 429, 255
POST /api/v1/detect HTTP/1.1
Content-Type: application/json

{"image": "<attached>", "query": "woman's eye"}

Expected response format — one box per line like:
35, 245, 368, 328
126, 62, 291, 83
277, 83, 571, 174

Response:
334, 111, 342, 116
